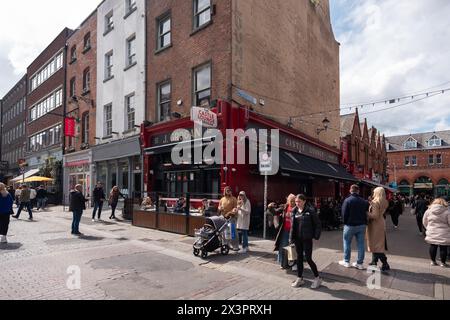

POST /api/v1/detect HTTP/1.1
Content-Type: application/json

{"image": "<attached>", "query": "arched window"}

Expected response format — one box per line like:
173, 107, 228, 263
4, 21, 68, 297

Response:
82, 112, 89, 145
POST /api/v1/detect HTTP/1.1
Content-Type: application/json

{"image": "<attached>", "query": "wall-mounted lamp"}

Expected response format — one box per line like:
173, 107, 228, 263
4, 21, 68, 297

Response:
316, 117, 330, 136
171, 112, 182, 119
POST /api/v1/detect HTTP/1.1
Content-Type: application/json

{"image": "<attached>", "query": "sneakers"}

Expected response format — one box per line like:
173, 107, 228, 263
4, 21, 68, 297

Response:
339, 260, 351, 268
440, 263, 449, 268
291, 278, 305, 288
0, 235, 7, 244
431, 261, 438, 266
292, 264, 298, 271
311, 277, 322, 289
92, 219, 96, 222
352, 262, 365, 270
238, 248, 248, 254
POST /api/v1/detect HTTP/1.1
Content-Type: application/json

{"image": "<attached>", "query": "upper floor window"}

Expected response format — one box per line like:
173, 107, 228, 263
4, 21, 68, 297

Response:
193, 63, 211, 107
70, 45, 77, 62
429, 154, 434, 165
404, 156, 410, 166
158, 81, 171, 122
104, 104, 113, 136
82, 112, 89, 144
125, 93, 136, 131
126, 35, 137, 67
403, 137, 417, 149
30, 52, 63, 92
411, 155, 417, 166
83, 33, 91, 51
83, 68, 91, 93
194, 0, 211, 29
436, 154, 442, 165
125, 0, 137, 16
70, 77, 76, 97
428, 135, 442, 147
157, 15, 171, 50
105, 11, 114, 34
105, 51, 114, 79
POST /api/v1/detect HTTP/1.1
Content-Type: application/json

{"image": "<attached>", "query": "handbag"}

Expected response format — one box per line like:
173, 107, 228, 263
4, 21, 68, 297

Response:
284, 245, 297, 261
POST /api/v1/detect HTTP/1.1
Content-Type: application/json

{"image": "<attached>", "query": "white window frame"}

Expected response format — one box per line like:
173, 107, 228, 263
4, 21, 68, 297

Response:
104, 104, 113, 137
105, 51, 114, 79
193, 63, 212, 107
194, 0, 211, 29
428, 135, 442, 147
157, 15, 171, 50
126, 35, 137, 67
158, 81, 171, 122
105, 11, 114, 33
125, 93, 136, 131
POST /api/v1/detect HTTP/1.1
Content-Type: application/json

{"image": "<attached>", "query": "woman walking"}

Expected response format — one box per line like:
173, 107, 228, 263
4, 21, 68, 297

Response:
289, 194, 322, 289
0, 183, 14, 244
367, 187, 390, 272
274, 194, 296, 269
108, 186, 125, 220
236, 191, 251, 254
422, 198, 450, 267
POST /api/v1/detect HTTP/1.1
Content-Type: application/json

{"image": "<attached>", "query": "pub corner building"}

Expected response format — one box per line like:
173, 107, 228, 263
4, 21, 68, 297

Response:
138, 100, 359, 237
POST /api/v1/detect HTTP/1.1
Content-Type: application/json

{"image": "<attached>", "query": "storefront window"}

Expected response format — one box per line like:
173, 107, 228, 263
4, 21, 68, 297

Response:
121, 162, 129, 196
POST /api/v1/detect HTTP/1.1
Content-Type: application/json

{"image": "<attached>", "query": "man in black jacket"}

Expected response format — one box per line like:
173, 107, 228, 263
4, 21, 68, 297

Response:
413, 193, 428, 235
36, 185, 48, 211
92, 182, 106, 221
70, 184, 88, 235
339, 185, 369, 270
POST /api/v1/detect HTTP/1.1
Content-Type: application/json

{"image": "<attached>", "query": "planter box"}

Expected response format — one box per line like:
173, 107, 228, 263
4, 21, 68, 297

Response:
133, 210, 157, 229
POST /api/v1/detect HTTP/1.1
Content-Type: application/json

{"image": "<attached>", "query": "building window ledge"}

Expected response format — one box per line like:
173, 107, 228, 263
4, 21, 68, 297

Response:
124, 7, 137, 20
124, 62, 137, 72
82, 46, 92, 54
103, 135, 113, 140
155, 44, 172, 55
103, 27, 114, 37
190, 20, 213, 37
81, 89, 91, 96
103, 75, 114, 83
122, 128, 137, 135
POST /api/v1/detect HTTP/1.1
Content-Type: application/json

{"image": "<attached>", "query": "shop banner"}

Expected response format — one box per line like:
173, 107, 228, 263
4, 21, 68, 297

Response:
65, 117, 76, 137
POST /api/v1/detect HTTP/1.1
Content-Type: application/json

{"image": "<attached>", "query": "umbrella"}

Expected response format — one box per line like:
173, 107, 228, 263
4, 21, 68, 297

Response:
22, 176, 54, 183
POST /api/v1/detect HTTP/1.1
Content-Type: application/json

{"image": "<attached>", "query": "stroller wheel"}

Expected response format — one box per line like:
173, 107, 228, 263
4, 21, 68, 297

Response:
201, 251, 208, 259
193, 248, 200, 257
221, 245, 230, 256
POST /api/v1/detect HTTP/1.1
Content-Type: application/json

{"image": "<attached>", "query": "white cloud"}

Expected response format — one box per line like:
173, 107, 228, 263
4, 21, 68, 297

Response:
0, 0, 99, 95
335, 0, 450, 136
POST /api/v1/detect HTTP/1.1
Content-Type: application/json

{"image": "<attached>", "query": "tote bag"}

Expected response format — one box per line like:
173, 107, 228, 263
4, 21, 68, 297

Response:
284, 245, 297, 261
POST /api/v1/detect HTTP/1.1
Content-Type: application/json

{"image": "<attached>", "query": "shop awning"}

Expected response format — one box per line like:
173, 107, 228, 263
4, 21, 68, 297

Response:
144, 138, 216, 156
11, 169, 40, 183
279, 151, 358, 182
360, 179, 397, 193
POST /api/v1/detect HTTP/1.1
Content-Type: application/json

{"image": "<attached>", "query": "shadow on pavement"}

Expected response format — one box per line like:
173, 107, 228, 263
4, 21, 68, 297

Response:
77, 235, 105, 241
0, 243, 23, 251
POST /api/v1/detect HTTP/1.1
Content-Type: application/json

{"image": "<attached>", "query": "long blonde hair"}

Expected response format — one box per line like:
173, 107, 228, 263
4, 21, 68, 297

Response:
286, 194, 296, 207
372, 187, 388, 211
432, 198, 448, 207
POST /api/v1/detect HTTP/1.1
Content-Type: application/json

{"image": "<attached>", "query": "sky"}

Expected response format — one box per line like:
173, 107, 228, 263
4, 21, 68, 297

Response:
1, 0, 450, 137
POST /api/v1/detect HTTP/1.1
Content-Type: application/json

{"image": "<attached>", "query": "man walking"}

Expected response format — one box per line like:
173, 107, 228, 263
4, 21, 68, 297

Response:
92, 182, 106, 221
13, 185, 33, 220
70, 184, 88, 236
36, 185, 48, 211
339, 185, 369, 270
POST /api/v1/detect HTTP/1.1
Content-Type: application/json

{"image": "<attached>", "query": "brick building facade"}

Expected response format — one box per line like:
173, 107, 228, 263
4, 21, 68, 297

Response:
386, 131, 450, 198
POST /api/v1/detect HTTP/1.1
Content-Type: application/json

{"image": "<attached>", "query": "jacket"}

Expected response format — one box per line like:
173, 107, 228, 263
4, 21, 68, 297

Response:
69, 190, 87, 212
289, 205, 321, 242
93, 187, 105, 203
0, 192, 13, 215
342, 193, 369, 226
19, 188, 31, 203
366, 200, 389, 253
37, 189, 47, 199
423, 204, 450, 246
219, 196, 238, 218
236, 199, 251, 230
414, 199, 428, 217
109, 191, 124, 206
274, 204, 291, 251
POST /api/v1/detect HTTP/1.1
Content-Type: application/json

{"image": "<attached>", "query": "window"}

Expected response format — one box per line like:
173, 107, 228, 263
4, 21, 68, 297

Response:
70, 46, 77, 62
30, 51, 63, 91
193, 63, 211, 107
126, 0, 137, 15
194, 0, 211, 29
428, 135, 441, 147
82, 113, 89, 144
105, 51, 114, 79
126, 35, 136, 67
83, 33, 91, 51
105, 11, 114, 33
158, 81, 171, 122
125, 93, 136, 131
83, 68, 91, 92
404, 156, 410, 166
104, 104, 112, 136
157, 15, 171, 50
411, 155, 417, 166
55, 124, 62, 144
404, 137, 417, 149
70, 77, 76, 97
429, 154, 434, 165
436, 154, 442, 164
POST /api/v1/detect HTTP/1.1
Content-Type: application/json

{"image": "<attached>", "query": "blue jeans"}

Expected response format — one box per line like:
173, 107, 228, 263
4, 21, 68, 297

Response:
343, 225, 367, 264
238, 229, 249, 249
72, 210, 83, 234
277, 230, 290, 264
92, 201, 103, 219
16, 202, 33, 219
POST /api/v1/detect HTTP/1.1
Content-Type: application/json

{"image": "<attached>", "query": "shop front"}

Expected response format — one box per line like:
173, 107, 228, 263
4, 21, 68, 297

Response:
63, 150, 92, 205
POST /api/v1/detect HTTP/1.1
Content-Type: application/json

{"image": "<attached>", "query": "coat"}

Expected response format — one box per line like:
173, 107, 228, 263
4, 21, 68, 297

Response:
289, 205, 321, 242
423, 204, 450, 246
274, 205, 290, 251
69, 191, 87, 212
366, 200, 389, 253
342, 193, 369, 226
236, 199, 251, 230
0, 192, 13, 216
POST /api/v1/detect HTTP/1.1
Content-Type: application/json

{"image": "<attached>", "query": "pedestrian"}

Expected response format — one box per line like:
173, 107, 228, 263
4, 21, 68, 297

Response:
14, 186, 21, 207
218, 186, 238, 251
422, 198, 450, 267
13, 184, 33, 220
274, 194, 296, 269
367, 187, 390, 272
174, 197, 187, 213
108, 186, 125, 220
0, 183, 14, 244
69, 184, 88, 236
36, 185, 48, 211
29, 186, 37, 209
339, 184, 369, 270
389, 194, 403, 230
414, 193, 429, 236
289, 194, 322, 289
92, 182, 106, 221
236, 191, 251, 254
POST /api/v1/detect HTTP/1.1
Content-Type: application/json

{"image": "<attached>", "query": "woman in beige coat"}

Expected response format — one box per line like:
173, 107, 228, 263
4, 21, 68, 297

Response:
422, 198, 450, 267
367, 187, 390, 271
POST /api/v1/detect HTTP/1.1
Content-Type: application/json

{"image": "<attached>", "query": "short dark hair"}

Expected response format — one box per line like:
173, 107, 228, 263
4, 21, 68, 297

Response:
350, 185, 360, 193
296, 194, 307, 201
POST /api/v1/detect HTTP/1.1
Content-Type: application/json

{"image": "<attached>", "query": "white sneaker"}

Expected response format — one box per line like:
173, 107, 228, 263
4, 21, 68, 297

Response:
291, 277, 305, 288
352, 262, 365, 270
0, 235, 7, 243
311, 277, 322, 289
292, 264, 298, 271
440, 263, 449, 268
339, 260, 350, 268
238, 248, 248, 254
92, 219, 95, 222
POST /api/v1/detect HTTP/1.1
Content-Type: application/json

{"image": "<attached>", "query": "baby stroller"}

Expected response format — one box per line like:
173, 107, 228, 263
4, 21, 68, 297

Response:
193, 216, 231, 259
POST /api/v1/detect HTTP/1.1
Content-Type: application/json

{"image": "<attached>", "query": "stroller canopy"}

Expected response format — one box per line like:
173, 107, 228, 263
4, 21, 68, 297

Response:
206, 216, 227, 230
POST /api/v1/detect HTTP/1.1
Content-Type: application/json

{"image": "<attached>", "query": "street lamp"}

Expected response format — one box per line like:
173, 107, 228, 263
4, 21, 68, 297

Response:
316, 117, 330, 136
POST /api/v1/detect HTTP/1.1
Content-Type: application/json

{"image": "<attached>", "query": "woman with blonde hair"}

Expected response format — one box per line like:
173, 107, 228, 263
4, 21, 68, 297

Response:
0, 183, 14, 243
274, 194, 296, 269
108, 186, 125, 220
423, 198, 450, 267
367, 187, 390, 272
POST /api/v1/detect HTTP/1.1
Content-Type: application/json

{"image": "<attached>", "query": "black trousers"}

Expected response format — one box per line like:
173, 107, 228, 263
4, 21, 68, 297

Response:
391, 213, 399, 227
0, 214, 10, 236
294, 239, 319, 278
430, 245, 448, 264
416, 214, 424, 233
110, 204, 117, 218
371, 253, 388, 265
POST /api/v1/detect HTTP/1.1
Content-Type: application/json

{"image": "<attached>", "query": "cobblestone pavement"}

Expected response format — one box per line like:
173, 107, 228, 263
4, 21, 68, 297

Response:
0, 206, 448, 300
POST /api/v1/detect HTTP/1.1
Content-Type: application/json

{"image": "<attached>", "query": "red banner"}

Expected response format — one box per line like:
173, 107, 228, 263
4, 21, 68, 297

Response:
65, 117, 76, 137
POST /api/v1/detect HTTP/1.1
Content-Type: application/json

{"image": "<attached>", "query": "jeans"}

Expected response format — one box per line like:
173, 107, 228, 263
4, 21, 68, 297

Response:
16, 202, 33, 219
92, 201, 103, 219
37, 198, 47, 210
72, 210, 83, 234
229, 218, 239, 249
430, 245, 448, 264
294, 239, 319, 278
277, 230, 290, 265
238, 229, 249, 249
343, 225, 367, 265
110, 204, 117, 218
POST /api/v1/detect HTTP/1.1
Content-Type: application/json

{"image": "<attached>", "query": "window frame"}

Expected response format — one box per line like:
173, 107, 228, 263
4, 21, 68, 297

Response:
83, 33, 91, 52
193, 0, 212, 30
428, 154, 434, 165
404, 156, 410, 167
125, 0, 137, 17
105, 51, 114, 80
126, 34, 137, 67
82, 112, 90, 145
193, 62, 212, 107
157, 13, 172, 51
436, 154, 442, 165
157, 80, 172, 122
104, 11, 114, 34
70, 45, 77, 63
104, 104, 113, 137
83, 68, 91, 93
125, 93, 136, 131
70, 77, 76, 98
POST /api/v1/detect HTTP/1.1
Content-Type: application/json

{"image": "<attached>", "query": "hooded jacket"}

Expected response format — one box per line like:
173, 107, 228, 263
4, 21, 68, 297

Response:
423, 204, 450, 245
0, 191, 13, 215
